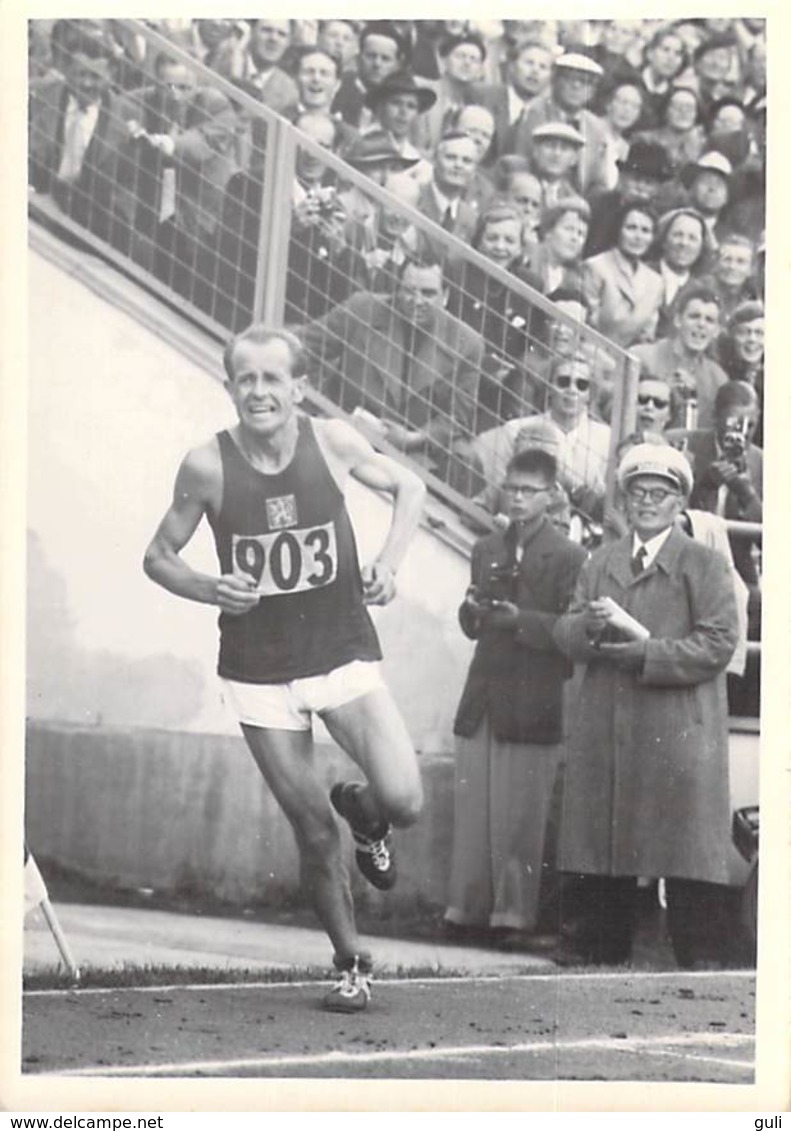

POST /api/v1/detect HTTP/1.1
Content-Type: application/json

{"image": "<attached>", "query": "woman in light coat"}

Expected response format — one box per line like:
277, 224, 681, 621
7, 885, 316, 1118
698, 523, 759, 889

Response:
582, 199, 664, 347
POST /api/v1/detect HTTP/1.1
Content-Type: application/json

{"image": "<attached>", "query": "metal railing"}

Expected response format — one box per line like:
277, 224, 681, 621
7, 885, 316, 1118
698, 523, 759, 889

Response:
28, 17, 641, 532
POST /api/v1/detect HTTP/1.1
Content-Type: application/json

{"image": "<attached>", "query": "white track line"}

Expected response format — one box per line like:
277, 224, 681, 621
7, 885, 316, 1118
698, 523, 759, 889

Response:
56, 1030, 754, 1078
24, 968, 756, 998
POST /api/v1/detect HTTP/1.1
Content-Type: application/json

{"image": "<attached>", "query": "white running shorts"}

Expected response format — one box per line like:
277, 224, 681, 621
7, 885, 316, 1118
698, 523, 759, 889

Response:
221, 660, 385, 731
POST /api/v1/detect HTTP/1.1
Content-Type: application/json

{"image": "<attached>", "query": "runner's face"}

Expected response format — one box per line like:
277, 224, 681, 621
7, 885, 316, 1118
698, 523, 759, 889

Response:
226, 339, 305, 436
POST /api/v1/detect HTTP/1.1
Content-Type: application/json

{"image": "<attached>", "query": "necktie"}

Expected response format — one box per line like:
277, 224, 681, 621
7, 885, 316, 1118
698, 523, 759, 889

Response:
441, 205, 454, 231
631, 545, 648, 576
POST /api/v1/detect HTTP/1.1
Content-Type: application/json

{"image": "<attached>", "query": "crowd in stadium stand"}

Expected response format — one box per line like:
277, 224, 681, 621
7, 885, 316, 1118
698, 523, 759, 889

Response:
28, 17, 765, 560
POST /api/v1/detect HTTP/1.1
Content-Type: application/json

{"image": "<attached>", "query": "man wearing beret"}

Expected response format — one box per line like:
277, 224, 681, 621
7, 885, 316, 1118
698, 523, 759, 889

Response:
553, 443, 739, 968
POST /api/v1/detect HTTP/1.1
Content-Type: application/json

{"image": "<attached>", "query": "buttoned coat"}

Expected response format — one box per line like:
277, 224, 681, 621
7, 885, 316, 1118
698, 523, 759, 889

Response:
582, 248, 665, 347
454, 518, 587, 744
300, 290, 483, 438
553, 527, 738, 884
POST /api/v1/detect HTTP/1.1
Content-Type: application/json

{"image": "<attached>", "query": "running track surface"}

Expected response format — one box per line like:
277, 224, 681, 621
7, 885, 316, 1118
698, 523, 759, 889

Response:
23, 970, 755, 1082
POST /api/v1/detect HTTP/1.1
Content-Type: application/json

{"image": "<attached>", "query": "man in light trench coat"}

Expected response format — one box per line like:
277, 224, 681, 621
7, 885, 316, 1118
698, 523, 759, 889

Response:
552, 442, 739, 968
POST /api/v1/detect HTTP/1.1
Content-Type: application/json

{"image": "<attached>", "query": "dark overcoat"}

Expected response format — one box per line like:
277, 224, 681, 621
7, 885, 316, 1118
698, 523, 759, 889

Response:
553, 526, 738, 884
454, 518, 587, 744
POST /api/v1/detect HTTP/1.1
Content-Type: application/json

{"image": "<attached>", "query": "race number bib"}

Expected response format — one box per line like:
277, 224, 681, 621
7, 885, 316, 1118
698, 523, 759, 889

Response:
231, 522, 338, 596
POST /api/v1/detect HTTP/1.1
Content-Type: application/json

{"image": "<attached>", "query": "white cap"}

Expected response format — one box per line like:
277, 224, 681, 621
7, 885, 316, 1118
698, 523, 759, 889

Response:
554, 52, 604, 77
617, 443, 693, 496
532, 121, 585, 146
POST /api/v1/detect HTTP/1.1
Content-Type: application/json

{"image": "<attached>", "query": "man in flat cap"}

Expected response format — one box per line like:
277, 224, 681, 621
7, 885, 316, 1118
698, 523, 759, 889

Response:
680, 149, 734, 249
510, 51, 610, 195
528, 122, 585, 208
552, 443, 739, 969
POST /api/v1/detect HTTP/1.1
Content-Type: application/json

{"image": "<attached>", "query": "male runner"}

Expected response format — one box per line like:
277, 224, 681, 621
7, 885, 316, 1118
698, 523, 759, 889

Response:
143, 325, 426, 1012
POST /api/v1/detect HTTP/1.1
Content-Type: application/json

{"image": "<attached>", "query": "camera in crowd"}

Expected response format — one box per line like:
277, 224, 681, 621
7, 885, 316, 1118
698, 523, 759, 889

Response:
478, 560, 517, 607
720, 415, 750, 468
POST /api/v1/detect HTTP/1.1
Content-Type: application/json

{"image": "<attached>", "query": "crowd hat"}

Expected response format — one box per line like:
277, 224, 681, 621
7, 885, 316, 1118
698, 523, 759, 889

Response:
531, 121, 585, 146
364, 71, 437, 112
617, 443, 693, 496
616, 139, 674, 182
680, 150, 733, 187
344, 129, 420, 169
554, 52, 604, 78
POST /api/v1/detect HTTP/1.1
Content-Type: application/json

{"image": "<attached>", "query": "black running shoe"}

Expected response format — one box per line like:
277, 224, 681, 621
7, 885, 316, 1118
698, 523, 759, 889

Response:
330, 782, 397, 891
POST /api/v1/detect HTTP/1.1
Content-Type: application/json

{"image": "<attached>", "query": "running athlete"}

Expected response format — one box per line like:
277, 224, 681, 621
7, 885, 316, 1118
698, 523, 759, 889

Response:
143, 325, 426, 1012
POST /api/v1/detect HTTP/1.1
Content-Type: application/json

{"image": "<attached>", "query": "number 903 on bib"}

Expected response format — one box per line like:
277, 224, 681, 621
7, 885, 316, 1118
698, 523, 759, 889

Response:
232, 522, 338, 596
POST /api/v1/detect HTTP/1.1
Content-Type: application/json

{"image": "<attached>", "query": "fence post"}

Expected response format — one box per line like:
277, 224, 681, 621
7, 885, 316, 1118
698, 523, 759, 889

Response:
252, 116, 296, 326
604, 351, 641, 511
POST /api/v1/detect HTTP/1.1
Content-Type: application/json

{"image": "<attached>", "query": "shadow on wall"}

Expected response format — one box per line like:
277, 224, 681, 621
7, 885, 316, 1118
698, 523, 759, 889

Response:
26, 529, 206, 728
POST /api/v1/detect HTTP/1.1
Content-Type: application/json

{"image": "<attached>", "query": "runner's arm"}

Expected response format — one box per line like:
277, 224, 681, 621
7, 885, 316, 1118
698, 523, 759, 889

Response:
143, 448, 259, 615
321, 419, 426, 598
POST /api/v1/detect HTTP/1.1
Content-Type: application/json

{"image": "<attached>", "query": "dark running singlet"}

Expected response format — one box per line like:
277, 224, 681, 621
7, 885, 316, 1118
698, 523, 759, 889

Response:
208, 417, 382, 683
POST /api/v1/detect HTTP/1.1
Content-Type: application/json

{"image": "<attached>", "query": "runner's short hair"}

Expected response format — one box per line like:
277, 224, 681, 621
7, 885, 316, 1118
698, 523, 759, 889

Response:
223, 325, 308, 380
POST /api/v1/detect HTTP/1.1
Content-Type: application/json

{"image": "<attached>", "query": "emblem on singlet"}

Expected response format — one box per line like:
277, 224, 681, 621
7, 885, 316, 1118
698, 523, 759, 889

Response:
265, 494, 298, 530
232, 522, 338, 596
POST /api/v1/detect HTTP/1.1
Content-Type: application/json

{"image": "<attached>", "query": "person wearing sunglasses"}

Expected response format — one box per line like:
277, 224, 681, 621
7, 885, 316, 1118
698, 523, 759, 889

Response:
552, 442, 739, 969
636, 375, 674, 434
539, 352, 611, 521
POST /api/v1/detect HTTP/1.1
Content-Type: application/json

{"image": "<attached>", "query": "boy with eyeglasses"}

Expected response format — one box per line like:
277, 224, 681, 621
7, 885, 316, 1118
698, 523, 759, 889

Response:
552, 443, 739, 969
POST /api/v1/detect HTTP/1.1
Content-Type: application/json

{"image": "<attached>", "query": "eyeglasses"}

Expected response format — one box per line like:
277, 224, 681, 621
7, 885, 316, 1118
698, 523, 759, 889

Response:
503, 483, 549, 496
625, 485, 679, 504
554, 375, 590, 392
637, 394, 670, 409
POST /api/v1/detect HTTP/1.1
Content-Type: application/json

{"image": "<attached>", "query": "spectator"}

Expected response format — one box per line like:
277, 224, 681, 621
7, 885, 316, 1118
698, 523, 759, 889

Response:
318, 20, 360, 75
706, 234, 759, 322
718, 300, 764, 443
453, 105, 498, 212
679, 150, 734, 249
191, 21, 243, 70
332, 22, 407, 130
638, 28, 689, 126
363, 71, 436, 184
553, 442, 739, 968
583, 199, 663, 346
336, 130, 420, 236
667, 381, 762, 595
301, 256, 483, 468
497, 160, 544, 243
292, 48, 342, 119
635, 85, 706, 173
706, 95, 749, 141
597, 78, 646, 191
585, 138, 674, 257
446, 448, 586, 948
415, 130, 478, 253
650, 207, 712, 337
28, 28, 129, 245
591, 20, 642, 82
415, 32, 488, 153
345, 170, 422, 293
538, 352, 611, 516
522, 195, 590, 296
147, 87, 239, 303
635, 374, 674, 434
512, 52, 609, 196
692, 34, 741, 112
527, 122, 586, 209
446, 202, 532, 429
212, 20, 297, 116
631, 282, 728, 429
285, 113, 361, 323
471, 39, 556, 161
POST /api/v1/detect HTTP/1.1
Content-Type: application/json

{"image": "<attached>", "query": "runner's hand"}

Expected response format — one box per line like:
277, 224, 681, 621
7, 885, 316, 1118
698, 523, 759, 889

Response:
362, 561, 396, 605
216, 574, 260, 615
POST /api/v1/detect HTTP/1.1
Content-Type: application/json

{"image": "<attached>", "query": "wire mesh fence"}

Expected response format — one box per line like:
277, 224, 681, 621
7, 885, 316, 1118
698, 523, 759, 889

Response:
26, 18, 651, 533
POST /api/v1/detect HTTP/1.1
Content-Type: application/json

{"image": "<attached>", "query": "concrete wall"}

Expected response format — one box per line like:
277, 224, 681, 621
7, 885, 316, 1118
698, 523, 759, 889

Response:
25, 721, 454, 913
